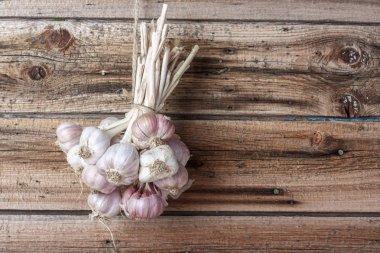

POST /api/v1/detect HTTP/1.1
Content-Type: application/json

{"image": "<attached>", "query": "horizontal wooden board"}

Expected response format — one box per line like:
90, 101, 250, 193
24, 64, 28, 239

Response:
1, 20, 380, 116
1, 117, 379, 212
1, 215, 379, 252
1, 0, 380, 23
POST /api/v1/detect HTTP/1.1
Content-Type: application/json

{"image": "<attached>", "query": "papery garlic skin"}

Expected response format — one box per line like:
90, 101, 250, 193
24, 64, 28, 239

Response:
66, 144, 85, 173
122, 185, 138, 200
79, 127, 111, 165
121, 187, 165, 219
81, 165, 117, 194
98, 117, 119, 129
98, 117, 122, 144
154, 164, 188, 195
56, 122, 82, 153
132, 113, 175, 149
139, 145, 179, 183
166, 135, 190, 166
168, 179, 194, 199
96, 143, 139, 186
88, 190, 121, 218
156, 114, 175, 140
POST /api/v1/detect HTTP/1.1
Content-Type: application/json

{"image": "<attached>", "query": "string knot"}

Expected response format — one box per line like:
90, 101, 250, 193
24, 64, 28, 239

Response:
132, 104, 156, 114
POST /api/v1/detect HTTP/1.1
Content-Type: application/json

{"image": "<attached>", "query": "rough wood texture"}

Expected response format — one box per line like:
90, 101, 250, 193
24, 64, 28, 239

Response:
1, 0, 380, 23
1, 117, 379, 211
1, 215, 379, 253
1, 1, 380, 251
1, 20, 380, 116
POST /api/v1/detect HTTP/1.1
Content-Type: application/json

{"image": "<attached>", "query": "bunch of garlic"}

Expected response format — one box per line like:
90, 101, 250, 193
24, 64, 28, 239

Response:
57, 113, 191, 219
56, 3, 198, 220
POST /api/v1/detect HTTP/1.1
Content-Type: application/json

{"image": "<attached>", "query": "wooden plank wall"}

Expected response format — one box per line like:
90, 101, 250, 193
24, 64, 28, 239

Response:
0, 0, 379, 252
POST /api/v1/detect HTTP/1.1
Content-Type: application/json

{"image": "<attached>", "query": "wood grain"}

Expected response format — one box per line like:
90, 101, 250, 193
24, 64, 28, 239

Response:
1, 117, 379, 211
1, 20, 380, 116
1, 0, 380, 23
1, 215, 379, 252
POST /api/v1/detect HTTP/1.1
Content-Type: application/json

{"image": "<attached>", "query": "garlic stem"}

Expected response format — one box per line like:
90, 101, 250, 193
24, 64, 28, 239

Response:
155, 57, 161, 102
103, 111, 133, 137
157, 46, 170, 108
170, 45, 199, 88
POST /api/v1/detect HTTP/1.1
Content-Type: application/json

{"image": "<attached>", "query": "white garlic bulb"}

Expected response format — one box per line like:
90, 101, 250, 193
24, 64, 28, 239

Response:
79, 127, 111, 165
96, 143, 139, 186
81, 165, 117, 194
132, 113, 175, 149
154, 164, 189, 196
166, 135, 190, 166
169, 179, 194, 199
98, 117, 122, 144
56, 122, 82, 153
139, 145, 179, 183
66, 144, 85, 173
87, 190, 121, 218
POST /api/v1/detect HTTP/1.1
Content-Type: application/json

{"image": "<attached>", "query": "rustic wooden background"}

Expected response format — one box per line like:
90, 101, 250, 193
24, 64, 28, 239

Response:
1, 0, 380, 252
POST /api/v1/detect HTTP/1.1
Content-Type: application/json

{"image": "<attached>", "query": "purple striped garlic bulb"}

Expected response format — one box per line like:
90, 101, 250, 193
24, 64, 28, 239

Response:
139, 145, 179, 183
96, 143, 139, 186
166, 135, 190, 166
78, 126, 111, 165
120, 184, 166, 219
81, 165, 117, 194
56, 122, 82, 153
88, 190, 121, 218
154, 164, 189, 196
131, 113, 175, 149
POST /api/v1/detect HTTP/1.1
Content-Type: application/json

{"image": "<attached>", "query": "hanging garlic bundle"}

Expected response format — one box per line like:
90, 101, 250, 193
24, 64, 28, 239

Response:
55, 4, 198, 221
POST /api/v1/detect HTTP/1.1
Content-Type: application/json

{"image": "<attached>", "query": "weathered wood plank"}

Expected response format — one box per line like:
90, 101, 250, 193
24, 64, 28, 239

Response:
1, 215, 379, 252
1, 20, 380, 116
1, 0, 380, 23
1, 117, 379, 211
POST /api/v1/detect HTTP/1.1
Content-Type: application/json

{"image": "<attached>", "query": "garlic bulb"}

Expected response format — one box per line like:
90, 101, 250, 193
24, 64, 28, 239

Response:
121, 185, 137, 204
88, 190, 121, 218
169, 179, 194, 199
121, 184, 166, 219
154, 164, 189, 195
66, 144, 85, 173
96, 143, 139, 186
56, 122, 82, 153
98, 117, 119, 129
79, 127, 111, 165
139, 145, 179, 183
132, 113, 175, 149
166, 135, 190, 166
81, 165, 117, 194
98, 117, 122, 144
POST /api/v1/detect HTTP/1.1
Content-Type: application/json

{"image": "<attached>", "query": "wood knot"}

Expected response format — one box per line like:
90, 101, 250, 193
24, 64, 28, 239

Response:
31, 28, 74, 51
340, 47, 360, 64
28, 66, 47, 80
223, 47, 236, 55
339, 46, 369, 68
312, 131, 323, 145
341, 95, 360, 118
